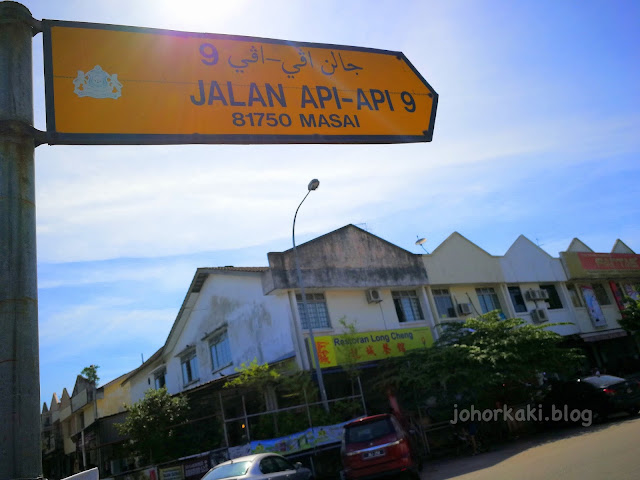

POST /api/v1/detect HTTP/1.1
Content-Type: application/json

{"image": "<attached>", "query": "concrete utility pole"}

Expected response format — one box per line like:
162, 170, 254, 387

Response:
0, 2, 42, 479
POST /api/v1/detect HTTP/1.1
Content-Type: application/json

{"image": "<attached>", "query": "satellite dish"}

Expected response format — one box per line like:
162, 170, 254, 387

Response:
415, 236, 429, 253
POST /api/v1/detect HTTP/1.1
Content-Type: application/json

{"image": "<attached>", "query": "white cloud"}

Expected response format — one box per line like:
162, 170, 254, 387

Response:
34, 107, 639, 262
39, 299, 175, 360
38, 260, 197, 290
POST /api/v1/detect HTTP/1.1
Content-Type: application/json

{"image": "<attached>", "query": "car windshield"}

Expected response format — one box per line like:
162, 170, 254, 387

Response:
345, 417, 394, 443
582, 375, 626, 388
202, 461, 251, 480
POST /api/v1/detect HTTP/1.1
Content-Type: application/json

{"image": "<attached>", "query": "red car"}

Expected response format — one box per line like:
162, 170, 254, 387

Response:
341, 414, 422, 480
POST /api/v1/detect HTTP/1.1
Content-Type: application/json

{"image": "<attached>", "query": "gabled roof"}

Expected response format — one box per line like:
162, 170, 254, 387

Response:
60, 388, 71, 408
501, 234, 566, 282
566, 238, 594, 253
94, 371, 130, 391
430, 232, 496, 257
264, 224, 427, 292
612, 239, 635, 254
208, 266, 269, 273
504, 235, 554, 259
280, 224, 415, 256
72, 375, 93, 396
121, 347, 163, 386
49, 393, 60, 412
167, 266, 267, 348
124, 264, 269, 385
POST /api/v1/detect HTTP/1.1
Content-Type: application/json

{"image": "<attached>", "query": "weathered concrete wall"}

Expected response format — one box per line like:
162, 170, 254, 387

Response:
165, 271, 295, 395
264, 225, 428, 293
128, 360, 161, 404
97, 376, 131, 418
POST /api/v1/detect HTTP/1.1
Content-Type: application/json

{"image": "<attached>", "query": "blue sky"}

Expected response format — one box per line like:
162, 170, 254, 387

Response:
23, 0, 640, 406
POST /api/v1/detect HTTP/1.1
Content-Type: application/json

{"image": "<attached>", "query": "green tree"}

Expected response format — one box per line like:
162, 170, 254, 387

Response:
81, 364, 100, 385
223, 358, 280, 391
380, 311, 584, 413
619, 297, 640, 334
116, 387, 189, 464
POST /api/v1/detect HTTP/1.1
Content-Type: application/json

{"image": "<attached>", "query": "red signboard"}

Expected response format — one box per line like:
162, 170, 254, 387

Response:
578, 253, 640, 271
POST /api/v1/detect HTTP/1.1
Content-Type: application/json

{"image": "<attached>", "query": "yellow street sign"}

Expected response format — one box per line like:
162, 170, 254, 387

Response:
43, 21, 438, 145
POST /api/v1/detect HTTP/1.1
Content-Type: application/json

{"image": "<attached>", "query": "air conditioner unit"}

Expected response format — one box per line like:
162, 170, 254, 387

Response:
457, 303, 472, 316
531, 308, 549, 323
366, 289, 383, 304
539, 289, 550, 300
526, 289, 544, 301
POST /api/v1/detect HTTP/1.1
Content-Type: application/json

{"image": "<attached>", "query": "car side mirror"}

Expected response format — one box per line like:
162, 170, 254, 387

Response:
294, 462, 303, 470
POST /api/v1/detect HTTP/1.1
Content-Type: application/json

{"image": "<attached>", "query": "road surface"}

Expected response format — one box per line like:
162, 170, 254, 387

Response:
422, 416, 640, 480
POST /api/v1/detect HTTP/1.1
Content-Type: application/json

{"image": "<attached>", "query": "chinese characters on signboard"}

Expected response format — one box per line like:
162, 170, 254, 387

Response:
309, 327, 433, 368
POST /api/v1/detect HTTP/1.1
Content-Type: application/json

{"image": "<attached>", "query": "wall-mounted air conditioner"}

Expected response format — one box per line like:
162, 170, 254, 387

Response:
526, 289, 548, 301
366, 289, 383, 304
531, 308, 549, 323
457, 303, 472, 316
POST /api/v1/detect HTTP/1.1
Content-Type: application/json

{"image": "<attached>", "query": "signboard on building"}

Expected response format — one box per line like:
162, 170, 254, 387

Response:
42, 20, 438, 145
309, 327, 433, 368
159, 466, 183, 480
580, 285, 607, 328
183, 455, 210, 480
250, 420, 349, 455
562, 252, 640, 279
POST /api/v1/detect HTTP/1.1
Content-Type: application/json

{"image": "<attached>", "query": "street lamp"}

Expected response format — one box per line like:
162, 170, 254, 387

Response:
292, 178, 329, 412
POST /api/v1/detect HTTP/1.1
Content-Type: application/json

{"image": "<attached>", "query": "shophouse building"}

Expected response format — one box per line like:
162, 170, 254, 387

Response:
43, 225, 640, 478
560, 238, 640, 374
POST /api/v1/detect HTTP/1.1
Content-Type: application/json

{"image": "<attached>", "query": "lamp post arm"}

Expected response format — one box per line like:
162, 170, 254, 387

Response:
292, 190, 311, 251
292, 190, 330, 412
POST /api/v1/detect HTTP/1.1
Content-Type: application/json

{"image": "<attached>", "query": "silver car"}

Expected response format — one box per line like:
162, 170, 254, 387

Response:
201, 453, 314, 480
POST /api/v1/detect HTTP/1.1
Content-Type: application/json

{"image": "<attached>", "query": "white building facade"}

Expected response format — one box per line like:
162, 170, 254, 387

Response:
123, 225, 640, 401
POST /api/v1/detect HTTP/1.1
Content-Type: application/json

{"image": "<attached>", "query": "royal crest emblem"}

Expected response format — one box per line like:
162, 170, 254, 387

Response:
73, 65, 122, 99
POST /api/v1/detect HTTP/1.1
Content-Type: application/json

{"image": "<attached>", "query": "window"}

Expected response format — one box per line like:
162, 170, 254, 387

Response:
154, 368, 166, 390
259, 456, 293, 474
508, 286, 527, 313
210, 331, 232, 371
181, 351, 199, 385
208, 462, 251, 479
475, 287, 502, 314
345, 416, 394, 443
392, 290, 424, 322
271, 456, 294, 472
566, 284, 583, 308
540, 284, 563, 309
592, 284, 611, 305
432, 289, 455, 318
296, 293, 330, 329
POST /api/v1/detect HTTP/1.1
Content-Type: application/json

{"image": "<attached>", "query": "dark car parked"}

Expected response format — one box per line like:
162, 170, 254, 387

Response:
542, 374, 640, 424
341, 414, 422, 480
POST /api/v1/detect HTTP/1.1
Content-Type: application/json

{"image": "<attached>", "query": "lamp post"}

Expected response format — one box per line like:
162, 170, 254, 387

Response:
292, 179, 329, 412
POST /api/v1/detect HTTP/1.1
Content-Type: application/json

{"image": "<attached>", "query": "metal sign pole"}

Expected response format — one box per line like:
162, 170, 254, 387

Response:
0, 2, 41, 479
